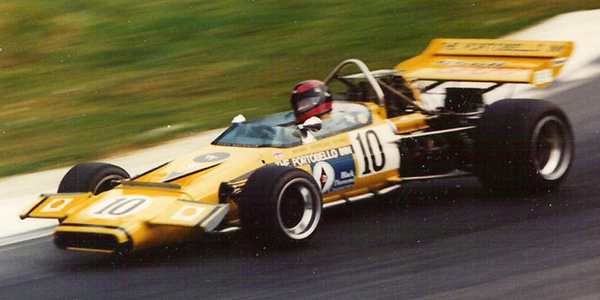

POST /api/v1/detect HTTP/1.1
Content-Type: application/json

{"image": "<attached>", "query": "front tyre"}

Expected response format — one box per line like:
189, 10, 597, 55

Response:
58, 162, 130, 195
475, 99, 574, 193
240, 166, 323, 246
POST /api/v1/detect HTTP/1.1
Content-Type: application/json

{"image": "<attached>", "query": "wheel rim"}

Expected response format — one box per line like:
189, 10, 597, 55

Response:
277, 178, 321, 240
531, 116, 573, 181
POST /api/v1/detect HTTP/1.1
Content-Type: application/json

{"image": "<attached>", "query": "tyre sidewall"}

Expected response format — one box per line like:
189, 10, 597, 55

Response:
58, 162, 130, 194
240, 165, 322, 245
475, 99, 573, 192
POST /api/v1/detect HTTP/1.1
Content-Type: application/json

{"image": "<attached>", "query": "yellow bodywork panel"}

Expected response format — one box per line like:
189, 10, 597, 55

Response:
395, 39, 573, 88
389, 113, 429, 134
149, 200, 229, 232
20, 193, 93, 220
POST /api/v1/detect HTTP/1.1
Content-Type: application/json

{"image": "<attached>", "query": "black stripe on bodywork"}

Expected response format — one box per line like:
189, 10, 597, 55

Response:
196, 205, 223, 228
131, 161, 171, 180
162, 164, 222, 183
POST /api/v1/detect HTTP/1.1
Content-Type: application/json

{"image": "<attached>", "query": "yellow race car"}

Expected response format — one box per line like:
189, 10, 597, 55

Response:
21, 39, 575, 255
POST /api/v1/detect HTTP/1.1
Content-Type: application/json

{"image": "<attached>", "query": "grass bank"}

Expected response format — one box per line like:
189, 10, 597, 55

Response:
1, 0, 598, 176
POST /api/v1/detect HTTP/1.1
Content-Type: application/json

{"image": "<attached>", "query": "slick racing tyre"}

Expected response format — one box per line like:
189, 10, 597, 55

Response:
474, 99, 574, 193
58, 162, 130, 195
240, 165, 323, 246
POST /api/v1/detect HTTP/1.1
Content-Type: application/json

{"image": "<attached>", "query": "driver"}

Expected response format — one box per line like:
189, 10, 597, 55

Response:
290, 80, 332, 124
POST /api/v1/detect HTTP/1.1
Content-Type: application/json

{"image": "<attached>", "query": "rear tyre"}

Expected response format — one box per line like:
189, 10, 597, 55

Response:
240, 165, 322, 247
58, 162, 130, 195
474, 99, 574, 193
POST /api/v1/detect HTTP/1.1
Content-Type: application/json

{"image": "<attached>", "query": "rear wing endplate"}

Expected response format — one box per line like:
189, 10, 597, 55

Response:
394, 39, 573, 88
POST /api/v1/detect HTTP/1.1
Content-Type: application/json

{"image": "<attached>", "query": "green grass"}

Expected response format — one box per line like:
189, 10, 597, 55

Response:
1, 0, 598, 177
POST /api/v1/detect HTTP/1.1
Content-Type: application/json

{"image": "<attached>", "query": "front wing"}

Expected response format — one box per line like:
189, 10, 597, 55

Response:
21, 193, 229, 232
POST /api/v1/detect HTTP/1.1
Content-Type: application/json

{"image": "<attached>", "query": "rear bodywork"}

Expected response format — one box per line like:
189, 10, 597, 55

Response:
21, 39, 573, 254
395, 39, 572, 88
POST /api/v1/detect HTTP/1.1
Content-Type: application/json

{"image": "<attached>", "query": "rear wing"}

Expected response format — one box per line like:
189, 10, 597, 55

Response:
394, 39, 573, 88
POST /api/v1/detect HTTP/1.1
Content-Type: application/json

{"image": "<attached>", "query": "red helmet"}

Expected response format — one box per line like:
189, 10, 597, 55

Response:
290, 80, 332, 123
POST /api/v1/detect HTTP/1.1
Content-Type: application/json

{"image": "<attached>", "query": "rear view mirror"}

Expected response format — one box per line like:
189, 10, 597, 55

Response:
297, 117, 322, 144
299, 116, 322, 132
231, 114, 246, 124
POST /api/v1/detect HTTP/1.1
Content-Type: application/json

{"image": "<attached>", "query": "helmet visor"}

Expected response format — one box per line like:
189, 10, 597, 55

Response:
296, 96, 321, 113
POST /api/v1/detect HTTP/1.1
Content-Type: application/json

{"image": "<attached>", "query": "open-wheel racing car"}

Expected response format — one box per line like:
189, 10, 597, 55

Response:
21, 39, 575, 254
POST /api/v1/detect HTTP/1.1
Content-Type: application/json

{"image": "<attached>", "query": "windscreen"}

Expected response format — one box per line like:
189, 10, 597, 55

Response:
212, 103, 372, 148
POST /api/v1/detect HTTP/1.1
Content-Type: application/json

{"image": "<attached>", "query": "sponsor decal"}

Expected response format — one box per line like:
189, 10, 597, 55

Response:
273, 145, 354, 168
434, 59, 507, 68
272, 145, 357, 193
170, 205, 206, 222
41, 198, 73, 212
311, 156, 356, 193
344, 115, 357, 124
162, 152, 231, 182
440, 41, 566, 54
272, 150, 284, 160
357, 114, 369, 124
89, 196, 153, 219
194, 152, 230, 163
341, 113, 369, 125
434, 67, 524, 76
312, 161, 334, 192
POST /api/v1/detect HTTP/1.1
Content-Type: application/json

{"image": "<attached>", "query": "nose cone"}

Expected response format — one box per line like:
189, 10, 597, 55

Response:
140, 147, 265, 186
53, 189, 197, 254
